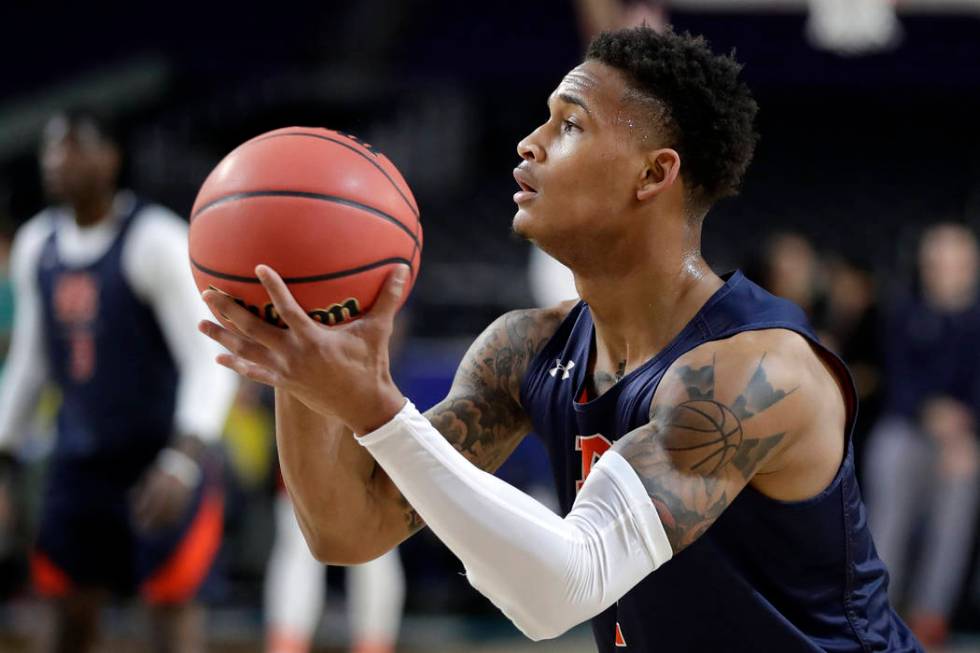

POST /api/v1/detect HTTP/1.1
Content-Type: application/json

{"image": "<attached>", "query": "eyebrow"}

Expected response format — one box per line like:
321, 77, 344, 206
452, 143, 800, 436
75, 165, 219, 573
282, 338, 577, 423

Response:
556, 92, 593, 117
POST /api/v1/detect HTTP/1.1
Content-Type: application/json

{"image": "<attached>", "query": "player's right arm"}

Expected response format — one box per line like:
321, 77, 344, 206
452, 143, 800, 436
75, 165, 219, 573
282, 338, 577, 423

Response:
0, 217, 52, 454
274, 305, 570, 564
0, 217, 52, 529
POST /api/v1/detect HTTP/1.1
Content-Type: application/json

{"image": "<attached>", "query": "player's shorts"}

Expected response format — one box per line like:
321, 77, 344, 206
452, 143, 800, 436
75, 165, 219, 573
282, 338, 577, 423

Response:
31, 455, 223, 605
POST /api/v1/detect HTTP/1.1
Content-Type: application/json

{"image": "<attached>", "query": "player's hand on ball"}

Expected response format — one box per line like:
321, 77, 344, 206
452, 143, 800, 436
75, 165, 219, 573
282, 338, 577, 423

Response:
199, 264, 408, 434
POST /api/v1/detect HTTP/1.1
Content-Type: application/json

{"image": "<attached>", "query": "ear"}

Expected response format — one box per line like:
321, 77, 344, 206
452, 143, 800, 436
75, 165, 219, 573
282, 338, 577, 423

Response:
636, 148, 680, 202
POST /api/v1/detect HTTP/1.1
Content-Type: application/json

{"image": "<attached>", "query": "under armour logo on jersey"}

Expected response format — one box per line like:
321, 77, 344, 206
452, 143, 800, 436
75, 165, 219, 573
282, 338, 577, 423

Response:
549, 358, 575, 380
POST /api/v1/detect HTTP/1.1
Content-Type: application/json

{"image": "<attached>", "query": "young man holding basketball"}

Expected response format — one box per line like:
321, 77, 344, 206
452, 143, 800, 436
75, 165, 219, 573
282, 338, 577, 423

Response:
0, 110, 237, 653
201, 28, 920, 652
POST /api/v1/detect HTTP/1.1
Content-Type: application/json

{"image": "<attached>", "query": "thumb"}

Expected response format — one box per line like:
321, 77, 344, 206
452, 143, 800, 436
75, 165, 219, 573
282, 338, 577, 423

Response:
368, 265, 410, 323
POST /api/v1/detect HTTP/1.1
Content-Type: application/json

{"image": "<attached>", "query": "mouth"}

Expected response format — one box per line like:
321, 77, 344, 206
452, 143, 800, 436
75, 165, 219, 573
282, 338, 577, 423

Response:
513, 167, 539, 204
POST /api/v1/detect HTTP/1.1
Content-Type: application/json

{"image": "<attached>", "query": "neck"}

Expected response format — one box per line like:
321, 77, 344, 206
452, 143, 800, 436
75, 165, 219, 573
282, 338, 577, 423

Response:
71, 190, 115, 228
573, 221, 723, 374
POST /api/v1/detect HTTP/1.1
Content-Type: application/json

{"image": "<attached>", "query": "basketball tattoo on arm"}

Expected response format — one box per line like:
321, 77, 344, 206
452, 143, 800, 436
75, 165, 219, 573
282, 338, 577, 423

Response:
389, 307, 569, 533
614, 351, 799, 553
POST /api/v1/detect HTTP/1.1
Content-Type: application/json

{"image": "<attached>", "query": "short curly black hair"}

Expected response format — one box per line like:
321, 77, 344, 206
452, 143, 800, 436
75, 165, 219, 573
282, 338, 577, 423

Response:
587, 27, 758, 210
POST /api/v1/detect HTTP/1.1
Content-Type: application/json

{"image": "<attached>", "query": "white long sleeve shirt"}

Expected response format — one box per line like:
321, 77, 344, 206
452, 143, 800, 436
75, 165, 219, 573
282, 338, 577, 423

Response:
0, 191, 237, 450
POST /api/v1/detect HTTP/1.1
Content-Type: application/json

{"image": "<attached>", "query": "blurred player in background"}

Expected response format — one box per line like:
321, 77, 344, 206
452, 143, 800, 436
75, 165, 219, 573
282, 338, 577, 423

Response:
0, 109, 237, 653
864, 223, 980, 647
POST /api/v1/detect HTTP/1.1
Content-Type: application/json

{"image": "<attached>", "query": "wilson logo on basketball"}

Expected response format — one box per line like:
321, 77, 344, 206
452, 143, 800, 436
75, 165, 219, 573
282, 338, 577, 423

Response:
308, 298, 361, 326
207, 287, 361, 327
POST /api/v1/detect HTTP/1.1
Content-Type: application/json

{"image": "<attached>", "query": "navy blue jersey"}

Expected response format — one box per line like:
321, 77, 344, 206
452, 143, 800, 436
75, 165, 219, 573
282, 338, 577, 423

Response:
520, 271, 919, 652
37, 201, 178, 485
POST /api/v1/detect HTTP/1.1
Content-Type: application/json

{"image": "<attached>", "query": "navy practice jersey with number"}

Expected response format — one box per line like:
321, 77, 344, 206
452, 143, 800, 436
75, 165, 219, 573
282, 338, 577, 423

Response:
520, 271, 920, 652
37, 199, 178, 485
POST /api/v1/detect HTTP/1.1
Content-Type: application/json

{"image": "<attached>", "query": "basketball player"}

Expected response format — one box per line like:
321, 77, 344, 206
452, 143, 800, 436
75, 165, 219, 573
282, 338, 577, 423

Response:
200, 28, 920, 651
0, 109, 236, 653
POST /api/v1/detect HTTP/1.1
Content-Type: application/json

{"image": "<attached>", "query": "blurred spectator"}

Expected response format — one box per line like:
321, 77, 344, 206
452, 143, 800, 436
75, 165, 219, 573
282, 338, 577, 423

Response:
864, 223, 980, 648
0, 109, 237, 653
752, 232, 829, 325
821, 255, 884, 467
575, 0, 669, 42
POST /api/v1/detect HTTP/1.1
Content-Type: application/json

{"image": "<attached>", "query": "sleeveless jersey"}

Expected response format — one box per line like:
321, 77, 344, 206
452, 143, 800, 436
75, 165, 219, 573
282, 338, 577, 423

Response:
37, 200, 178, 484
520, 271, 919, 652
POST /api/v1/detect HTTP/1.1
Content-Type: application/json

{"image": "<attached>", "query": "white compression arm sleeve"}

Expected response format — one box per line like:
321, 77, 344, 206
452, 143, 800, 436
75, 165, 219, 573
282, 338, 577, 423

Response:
357, 401, 672, 641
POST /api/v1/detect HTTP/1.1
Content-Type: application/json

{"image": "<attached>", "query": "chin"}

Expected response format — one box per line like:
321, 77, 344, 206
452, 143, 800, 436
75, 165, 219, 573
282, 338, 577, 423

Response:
512, 209, 535, 241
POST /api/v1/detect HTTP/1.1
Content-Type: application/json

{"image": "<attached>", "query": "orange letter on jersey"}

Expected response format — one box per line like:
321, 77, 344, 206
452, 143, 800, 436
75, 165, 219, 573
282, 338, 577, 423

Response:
574, 434, 613, 492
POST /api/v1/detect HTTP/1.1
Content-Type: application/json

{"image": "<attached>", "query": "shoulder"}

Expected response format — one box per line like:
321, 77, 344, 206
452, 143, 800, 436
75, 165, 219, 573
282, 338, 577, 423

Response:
10, 211, 57, 279
13, 210, 57, 250
453, 300, 578, 400
475, 300, 578, 368
485, 300, 578, 350
661, 328, 823, 396
128, 203, 188, 250
652, 328, 836, 454
125, 203, 189, 270
123, 203, 193, 295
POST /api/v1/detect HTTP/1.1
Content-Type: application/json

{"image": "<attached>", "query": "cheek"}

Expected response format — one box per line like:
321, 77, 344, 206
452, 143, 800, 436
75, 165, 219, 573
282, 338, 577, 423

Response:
552, 142, 618, 189
559, 155, 631, 214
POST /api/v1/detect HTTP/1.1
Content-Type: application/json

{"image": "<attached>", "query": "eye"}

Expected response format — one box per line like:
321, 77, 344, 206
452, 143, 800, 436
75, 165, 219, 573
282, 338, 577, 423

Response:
561, 119, 580, 134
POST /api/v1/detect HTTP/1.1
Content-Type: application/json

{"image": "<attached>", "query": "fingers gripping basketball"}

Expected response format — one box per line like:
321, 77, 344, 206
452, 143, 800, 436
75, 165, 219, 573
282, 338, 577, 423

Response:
189, 127, 422, 327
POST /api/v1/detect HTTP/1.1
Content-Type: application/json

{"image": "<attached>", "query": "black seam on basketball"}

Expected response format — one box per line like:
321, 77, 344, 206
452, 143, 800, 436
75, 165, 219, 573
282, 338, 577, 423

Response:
191, 191, 419, 246
412, 214, 422, 258
191, 256, 412, 284
246, 131, 420, 220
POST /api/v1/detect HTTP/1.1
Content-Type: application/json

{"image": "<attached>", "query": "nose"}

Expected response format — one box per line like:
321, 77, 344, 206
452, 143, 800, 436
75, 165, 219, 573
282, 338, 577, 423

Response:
517, 129, 545, 163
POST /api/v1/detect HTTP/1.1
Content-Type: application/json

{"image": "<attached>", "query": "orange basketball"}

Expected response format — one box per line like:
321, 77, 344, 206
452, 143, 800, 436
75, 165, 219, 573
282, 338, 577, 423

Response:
189, 127, 421, 327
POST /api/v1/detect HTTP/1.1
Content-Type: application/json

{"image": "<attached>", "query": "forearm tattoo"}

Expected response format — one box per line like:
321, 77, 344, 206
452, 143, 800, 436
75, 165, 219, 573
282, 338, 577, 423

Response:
615, 353, 797, 552
395, 308, 565, 534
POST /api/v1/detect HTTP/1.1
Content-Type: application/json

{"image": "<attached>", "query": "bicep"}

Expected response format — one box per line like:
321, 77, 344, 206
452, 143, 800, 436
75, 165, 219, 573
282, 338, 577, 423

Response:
613, 344, 802, 553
